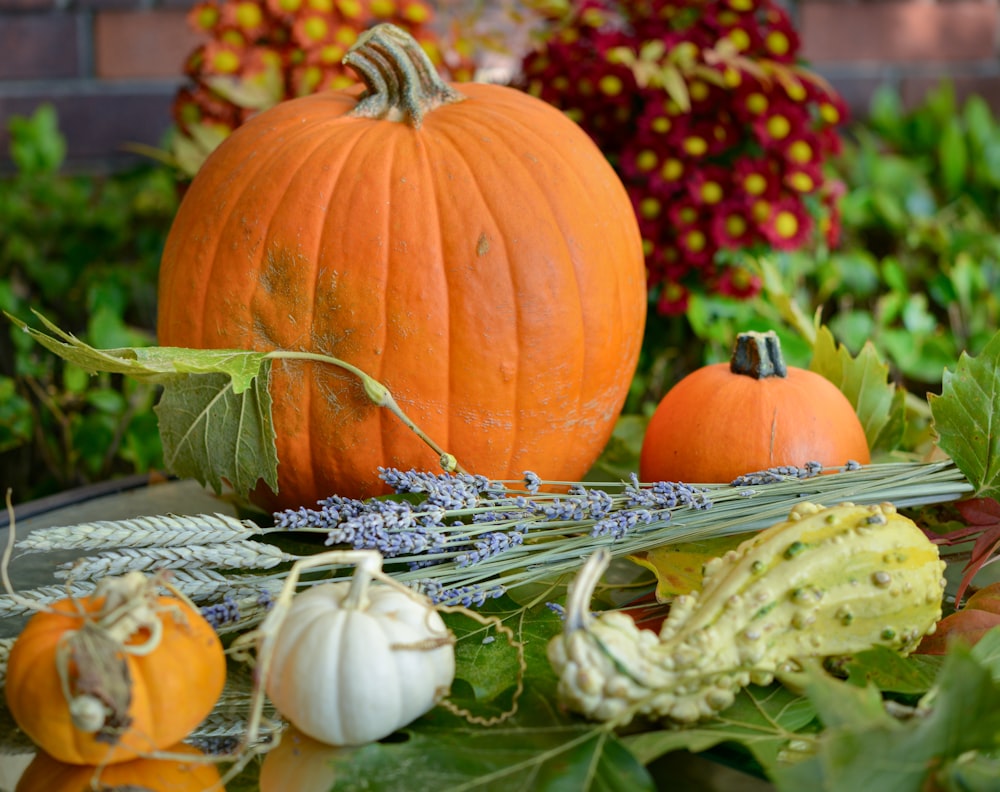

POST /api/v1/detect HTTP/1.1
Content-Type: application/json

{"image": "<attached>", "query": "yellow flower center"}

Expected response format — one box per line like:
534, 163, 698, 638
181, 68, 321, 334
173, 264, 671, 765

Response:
787, 171, 816, 192
774, 210, 800, 238
820, 102, 842, 125
766, 115, 792, 139
635, 150, 658, 172
685, 229, 707, 252
639, 197, 661, 219
336, 0, 362, 17
401, 0, 430, 23
661, 158, 684, 181
650, 115, 671, 134
212, 49, 241, 73
599, 74, 623, 96
745, 92, 768, 115
700, 181, 724, 204
766, 31, 791, 56
725, 215, 748, 237
683, 136, 708, 156
728, 29, 751, 51
789, 140, 813, 163
744, 173, 768, 195
303, 16, 329, 42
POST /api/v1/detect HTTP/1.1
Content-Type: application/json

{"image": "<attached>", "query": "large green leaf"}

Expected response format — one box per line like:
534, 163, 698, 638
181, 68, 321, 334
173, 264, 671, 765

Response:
809, 325, 906, 455
8, 311, 279, 497
156, 370, 277, 497
771, 632, 1000, 791
929, 329, 1000, 498
623, 684, 818, 776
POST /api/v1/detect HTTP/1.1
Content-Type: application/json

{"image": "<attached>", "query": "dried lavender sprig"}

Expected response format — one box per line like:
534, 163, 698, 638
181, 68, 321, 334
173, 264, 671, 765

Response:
730, 460, 827, 487
14, 513, 266, 554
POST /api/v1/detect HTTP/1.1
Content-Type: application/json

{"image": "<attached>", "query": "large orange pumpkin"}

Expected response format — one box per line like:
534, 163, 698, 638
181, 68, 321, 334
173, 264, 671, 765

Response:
16, 742, 221, 792
5, 583, 226, 766
157, 24, 647, 510
639, 330, 871, 483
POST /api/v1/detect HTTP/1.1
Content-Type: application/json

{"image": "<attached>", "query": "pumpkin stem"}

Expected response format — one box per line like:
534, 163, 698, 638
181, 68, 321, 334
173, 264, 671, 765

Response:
730, 330, 788, 379
344, 23, 465, 128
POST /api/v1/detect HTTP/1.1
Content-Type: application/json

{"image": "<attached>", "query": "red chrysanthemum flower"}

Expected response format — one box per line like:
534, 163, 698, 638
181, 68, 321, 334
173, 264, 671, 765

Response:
715, 264, 762, 299
655, 280, 691, 315
760, 195, 814, 250
219, 0, 270, 40
711, 201, 759, 249
188, 1, 222, 34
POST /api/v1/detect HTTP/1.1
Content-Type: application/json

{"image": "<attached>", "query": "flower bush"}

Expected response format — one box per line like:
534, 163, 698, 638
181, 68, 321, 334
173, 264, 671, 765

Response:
170, 0, 477, 176
517, 0, 849, 314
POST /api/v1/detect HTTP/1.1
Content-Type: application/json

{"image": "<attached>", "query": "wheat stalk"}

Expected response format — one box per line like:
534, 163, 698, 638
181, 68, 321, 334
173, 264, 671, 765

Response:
0, 582, 95, 618
15, 513, 266, 554
54, 540, 295, 581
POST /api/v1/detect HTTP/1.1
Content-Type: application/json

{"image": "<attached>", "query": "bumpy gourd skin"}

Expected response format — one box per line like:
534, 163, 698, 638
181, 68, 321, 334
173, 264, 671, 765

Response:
549, 502, 947, 725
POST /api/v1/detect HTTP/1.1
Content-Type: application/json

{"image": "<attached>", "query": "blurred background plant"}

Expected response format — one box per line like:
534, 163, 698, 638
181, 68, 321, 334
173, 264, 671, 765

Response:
0, 105, 176, 501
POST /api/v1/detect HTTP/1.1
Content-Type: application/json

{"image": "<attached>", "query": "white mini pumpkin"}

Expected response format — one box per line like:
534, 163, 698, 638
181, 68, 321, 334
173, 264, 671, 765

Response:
263, 557, 456, 746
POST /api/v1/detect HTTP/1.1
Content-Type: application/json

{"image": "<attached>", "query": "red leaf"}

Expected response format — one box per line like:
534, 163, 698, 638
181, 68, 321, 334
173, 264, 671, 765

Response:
916, 609, 1000, 655
955, 497, 1000, 526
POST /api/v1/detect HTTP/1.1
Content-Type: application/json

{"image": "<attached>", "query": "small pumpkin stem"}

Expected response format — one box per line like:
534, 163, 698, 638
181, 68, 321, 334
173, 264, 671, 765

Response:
730, 330, 788, 379
342, 551, 380, 610
344, 23, 465, 128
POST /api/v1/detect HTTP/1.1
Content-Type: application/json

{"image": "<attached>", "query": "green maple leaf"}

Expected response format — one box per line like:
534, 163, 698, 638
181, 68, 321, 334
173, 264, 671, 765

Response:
7, 311, 278, 498
771, 630, 1000, 792
809, 325, 906, 455
929, 329, 1000, 499
623, 684, 818, 777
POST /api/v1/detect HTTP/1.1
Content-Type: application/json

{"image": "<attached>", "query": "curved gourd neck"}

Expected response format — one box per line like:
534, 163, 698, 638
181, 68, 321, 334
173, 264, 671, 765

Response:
344, 23, 465, 128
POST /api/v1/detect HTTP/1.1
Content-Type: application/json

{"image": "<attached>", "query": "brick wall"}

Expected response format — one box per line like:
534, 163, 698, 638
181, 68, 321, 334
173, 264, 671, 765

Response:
0, 0, 200, 172
791, 0, 1000, 119
1, 0, 999, 172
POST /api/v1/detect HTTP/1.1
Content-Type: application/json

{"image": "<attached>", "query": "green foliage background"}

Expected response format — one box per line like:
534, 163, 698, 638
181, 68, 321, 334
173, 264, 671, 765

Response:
0, 106, 178, 501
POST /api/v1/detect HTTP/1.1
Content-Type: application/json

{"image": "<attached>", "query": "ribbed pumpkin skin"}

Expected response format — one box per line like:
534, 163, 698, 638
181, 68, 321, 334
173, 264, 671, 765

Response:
158, 81, 646, 508
4, 596, 226, 766
639, 362, 871, 484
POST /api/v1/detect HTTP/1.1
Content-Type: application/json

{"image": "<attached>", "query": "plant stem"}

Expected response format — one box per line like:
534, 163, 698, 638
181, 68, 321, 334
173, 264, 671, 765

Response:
264, 350, 463, 475
344, 23, 465, 127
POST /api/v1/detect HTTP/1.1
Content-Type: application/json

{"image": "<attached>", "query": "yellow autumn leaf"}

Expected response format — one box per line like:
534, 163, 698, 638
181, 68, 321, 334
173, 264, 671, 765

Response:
629, 534, 748, 602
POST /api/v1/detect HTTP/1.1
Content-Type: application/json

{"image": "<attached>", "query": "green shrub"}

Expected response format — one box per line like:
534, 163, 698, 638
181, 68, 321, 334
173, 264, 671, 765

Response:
0, 105, 177, 502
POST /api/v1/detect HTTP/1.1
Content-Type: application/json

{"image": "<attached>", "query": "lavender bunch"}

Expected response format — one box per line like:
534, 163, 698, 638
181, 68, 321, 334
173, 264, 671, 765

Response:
266, 460, 972, 608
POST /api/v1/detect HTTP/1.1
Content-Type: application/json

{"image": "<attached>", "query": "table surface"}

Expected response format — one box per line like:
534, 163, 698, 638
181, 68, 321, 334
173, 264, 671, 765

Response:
0, 477, 776, 792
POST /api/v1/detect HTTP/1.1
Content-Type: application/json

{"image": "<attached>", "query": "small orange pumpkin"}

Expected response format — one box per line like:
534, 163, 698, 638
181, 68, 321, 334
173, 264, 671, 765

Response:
15, 741, 221, 792
639, 330, 870, 483
4, 574, 226, 766
157, 24, 646, 509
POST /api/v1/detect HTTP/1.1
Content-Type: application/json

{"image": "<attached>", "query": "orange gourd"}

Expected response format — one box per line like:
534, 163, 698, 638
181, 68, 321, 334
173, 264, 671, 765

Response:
157, 24, 647, 509
4, 574, 226, 766
639, 330, 870, 483
15, 742, 221, 792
